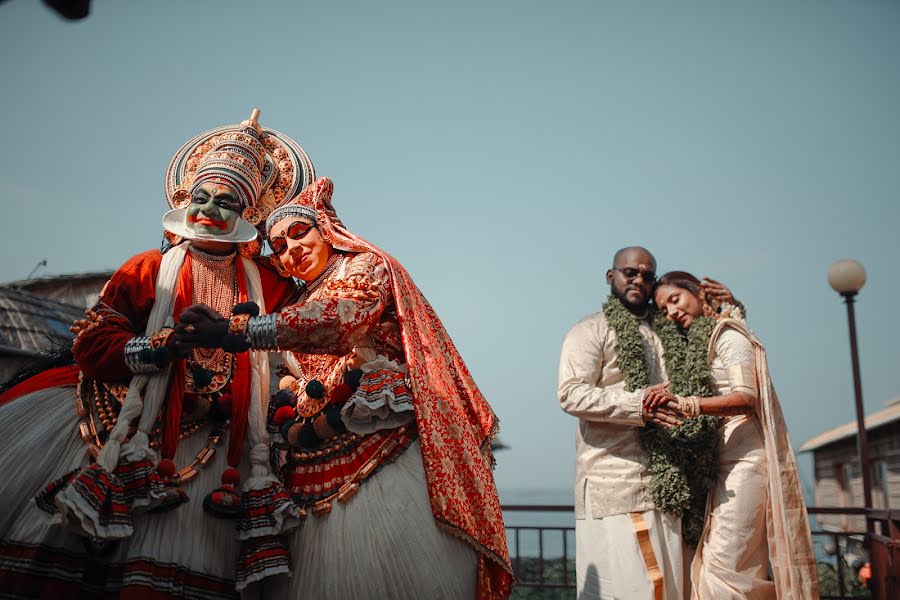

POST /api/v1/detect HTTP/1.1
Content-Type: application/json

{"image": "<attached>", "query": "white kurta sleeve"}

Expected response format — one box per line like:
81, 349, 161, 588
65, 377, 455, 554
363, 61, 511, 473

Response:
558, 318, 645, 425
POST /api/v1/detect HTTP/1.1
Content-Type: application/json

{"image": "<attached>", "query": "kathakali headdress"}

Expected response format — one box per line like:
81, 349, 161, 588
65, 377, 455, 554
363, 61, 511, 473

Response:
163, 109, 315, 257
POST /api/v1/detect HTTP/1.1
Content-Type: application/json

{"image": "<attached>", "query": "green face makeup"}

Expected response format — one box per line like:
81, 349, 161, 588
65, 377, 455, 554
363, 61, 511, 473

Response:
186, 183, 241, 236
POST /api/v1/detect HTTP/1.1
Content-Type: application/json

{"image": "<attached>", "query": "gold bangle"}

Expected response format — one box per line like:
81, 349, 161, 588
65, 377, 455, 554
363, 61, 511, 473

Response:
229, 314, 251, 335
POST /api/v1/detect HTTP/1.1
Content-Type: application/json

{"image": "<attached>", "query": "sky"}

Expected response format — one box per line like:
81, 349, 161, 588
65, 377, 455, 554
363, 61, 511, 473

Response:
1, 0, 898, 499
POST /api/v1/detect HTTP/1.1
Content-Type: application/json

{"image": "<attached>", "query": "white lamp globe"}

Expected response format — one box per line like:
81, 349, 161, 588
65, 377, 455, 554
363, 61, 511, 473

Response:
828, 260, 867, 294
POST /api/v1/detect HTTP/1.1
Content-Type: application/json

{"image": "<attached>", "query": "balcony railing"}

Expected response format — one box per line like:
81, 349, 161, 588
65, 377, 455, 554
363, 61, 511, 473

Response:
501, 505, 900, 599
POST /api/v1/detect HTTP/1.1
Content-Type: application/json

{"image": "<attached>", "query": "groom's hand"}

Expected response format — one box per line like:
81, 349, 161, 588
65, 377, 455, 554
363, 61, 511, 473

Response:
643, 405, 682, 429
701, 277, 736, 305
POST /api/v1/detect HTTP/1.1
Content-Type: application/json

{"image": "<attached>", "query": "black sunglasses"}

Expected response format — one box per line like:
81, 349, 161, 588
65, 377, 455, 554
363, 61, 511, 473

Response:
611, 267, 657, 283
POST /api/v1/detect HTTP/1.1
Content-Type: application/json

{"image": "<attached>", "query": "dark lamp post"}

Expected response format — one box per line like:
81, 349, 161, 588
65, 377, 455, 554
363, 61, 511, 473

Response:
827, 259, 873, 513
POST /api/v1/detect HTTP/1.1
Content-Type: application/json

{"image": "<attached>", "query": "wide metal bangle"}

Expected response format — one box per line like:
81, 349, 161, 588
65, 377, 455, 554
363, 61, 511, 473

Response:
247, 314, 279, 350
123, 336, 161, 374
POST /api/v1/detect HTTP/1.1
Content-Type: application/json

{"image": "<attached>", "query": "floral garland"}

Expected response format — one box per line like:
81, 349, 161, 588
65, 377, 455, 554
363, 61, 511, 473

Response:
602, 295, 720, 547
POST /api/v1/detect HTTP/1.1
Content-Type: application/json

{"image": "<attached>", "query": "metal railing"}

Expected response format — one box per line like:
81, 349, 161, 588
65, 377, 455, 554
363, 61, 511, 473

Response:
501, 505, 899, 599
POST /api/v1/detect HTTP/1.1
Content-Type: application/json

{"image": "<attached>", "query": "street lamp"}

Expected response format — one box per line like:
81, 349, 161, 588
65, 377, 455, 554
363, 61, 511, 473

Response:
827, 259, 873, 513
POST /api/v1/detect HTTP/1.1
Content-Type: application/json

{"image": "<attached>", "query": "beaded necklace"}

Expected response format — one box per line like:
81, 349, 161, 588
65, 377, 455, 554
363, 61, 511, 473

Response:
187, 246, 238, 392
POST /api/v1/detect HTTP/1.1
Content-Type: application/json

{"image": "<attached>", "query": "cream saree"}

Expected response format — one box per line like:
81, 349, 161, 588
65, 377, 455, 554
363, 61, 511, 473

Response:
690, 319, 819, 599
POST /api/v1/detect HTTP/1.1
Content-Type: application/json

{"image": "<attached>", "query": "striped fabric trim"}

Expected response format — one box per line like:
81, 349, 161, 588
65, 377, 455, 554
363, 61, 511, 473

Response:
0, 542, 238, 600
235, 535, 289, 591
237, 483, 299, 539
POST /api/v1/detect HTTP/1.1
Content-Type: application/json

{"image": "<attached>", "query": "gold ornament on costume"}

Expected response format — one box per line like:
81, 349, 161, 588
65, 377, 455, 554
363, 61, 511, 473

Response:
241, 207, 263, 226
172, 189, 191, 209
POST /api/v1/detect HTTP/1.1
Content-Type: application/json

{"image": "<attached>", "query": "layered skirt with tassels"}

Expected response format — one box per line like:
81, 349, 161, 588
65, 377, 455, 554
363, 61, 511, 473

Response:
0, 385, 247, 599
251, 440, 478, 600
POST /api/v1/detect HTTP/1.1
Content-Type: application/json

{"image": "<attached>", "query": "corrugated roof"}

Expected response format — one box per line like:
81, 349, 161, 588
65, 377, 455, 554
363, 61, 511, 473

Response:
798, 400, 900, 453
0, 287, 83, 356
1, 271, 112, 290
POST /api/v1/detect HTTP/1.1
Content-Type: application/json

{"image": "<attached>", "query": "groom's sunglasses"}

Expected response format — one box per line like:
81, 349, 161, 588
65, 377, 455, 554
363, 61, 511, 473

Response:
611, 267, 657, 284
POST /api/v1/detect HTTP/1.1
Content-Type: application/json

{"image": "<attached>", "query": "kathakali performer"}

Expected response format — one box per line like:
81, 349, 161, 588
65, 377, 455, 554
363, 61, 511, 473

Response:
0, 110, 314, 598
175, 177, 514, 599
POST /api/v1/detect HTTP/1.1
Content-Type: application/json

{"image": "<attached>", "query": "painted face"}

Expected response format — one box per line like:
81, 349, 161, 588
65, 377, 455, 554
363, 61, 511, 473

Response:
185, 182, 242, 237
654, 283, 703, 329
269, 216, 333, 281
606, 249, 657, 312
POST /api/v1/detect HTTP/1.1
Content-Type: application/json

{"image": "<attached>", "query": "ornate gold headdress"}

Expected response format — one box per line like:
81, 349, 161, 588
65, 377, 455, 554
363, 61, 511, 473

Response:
164, 109, 315, 256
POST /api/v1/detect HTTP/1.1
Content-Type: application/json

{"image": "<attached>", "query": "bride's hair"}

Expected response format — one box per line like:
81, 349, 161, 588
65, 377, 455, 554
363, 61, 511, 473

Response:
655, 271, 718, 317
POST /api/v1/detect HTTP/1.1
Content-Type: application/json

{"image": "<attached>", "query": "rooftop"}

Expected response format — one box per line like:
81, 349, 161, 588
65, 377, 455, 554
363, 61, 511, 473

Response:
798, 398, 900, 453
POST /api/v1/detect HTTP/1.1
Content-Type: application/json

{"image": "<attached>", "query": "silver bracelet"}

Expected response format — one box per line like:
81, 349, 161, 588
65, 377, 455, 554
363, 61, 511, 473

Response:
247, 314, 279, 350
123, 336, 161, 374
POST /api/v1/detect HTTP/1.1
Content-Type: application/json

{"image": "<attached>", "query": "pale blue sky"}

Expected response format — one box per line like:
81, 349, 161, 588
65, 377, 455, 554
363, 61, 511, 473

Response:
1, 0, 898, 496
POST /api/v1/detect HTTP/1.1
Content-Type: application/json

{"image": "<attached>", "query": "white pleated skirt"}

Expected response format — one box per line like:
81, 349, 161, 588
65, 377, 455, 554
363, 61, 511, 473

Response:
248, 440, 478, 600
0, 385, 244, 599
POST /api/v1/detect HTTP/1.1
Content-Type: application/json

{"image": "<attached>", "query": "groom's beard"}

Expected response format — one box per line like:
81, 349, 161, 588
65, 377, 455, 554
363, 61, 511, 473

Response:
613, 287, 650, 316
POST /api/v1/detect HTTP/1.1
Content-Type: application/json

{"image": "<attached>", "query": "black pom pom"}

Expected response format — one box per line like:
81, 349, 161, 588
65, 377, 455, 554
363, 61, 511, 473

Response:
273, 388, 295, 408
344, 369, 363, 390
280, 419, 295, 441
190, 364, 213, 388
137, 348, 155, 364
232, 302, 260, 317
151, 346, 172, 367
305, 380, 326, 399
325, 406, 347, 433
298, 422, 321, 449
221, 334, 251, 353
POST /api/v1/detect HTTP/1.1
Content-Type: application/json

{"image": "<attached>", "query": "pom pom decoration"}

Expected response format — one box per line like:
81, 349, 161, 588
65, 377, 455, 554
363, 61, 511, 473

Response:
280, 419, 295, 442
215, 392, 233, 417
203, 485, 242, 519
297, 422, 321, 449
278, 375, 298, 390
273, 388, 295, 409
273, 405, 297, 426
325, 406, 347, 433
344, 369, 363, 390
201, 467, 243, 519
232, 301, 260, 316
305, 380, 326, 399
328, 382, 353, 406
189, 363, 214, 388
221, 334, 251, 353
286, 422, 305, 447
222, 467, 241, 486
157, 459, 178, 478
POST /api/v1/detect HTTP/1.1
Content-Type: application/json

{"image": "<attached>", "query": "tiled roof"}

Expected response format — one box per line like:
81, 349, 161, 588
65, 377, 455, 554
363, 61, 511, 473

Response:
798, 400, 900, 453
0, 287, 83, 356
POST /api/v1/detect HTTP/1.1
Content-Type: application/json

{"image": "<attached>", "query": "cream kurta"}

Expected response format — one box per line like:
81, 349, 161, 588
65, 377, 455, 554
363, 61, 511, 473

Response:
560, 310, 683, 600
559, 311, 666, 519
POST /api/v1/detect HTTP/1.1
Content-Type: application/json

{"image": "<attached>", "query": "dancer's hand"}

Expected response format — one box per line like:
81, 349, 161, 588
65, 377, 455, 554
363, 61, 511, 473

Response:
174, 304, 228, 354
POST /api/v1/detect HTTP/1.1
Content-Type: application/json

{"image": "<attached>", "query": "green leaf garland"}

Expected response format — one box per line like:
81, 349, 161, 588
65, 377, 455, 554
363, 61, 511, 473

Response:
602, 295, 720, 547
